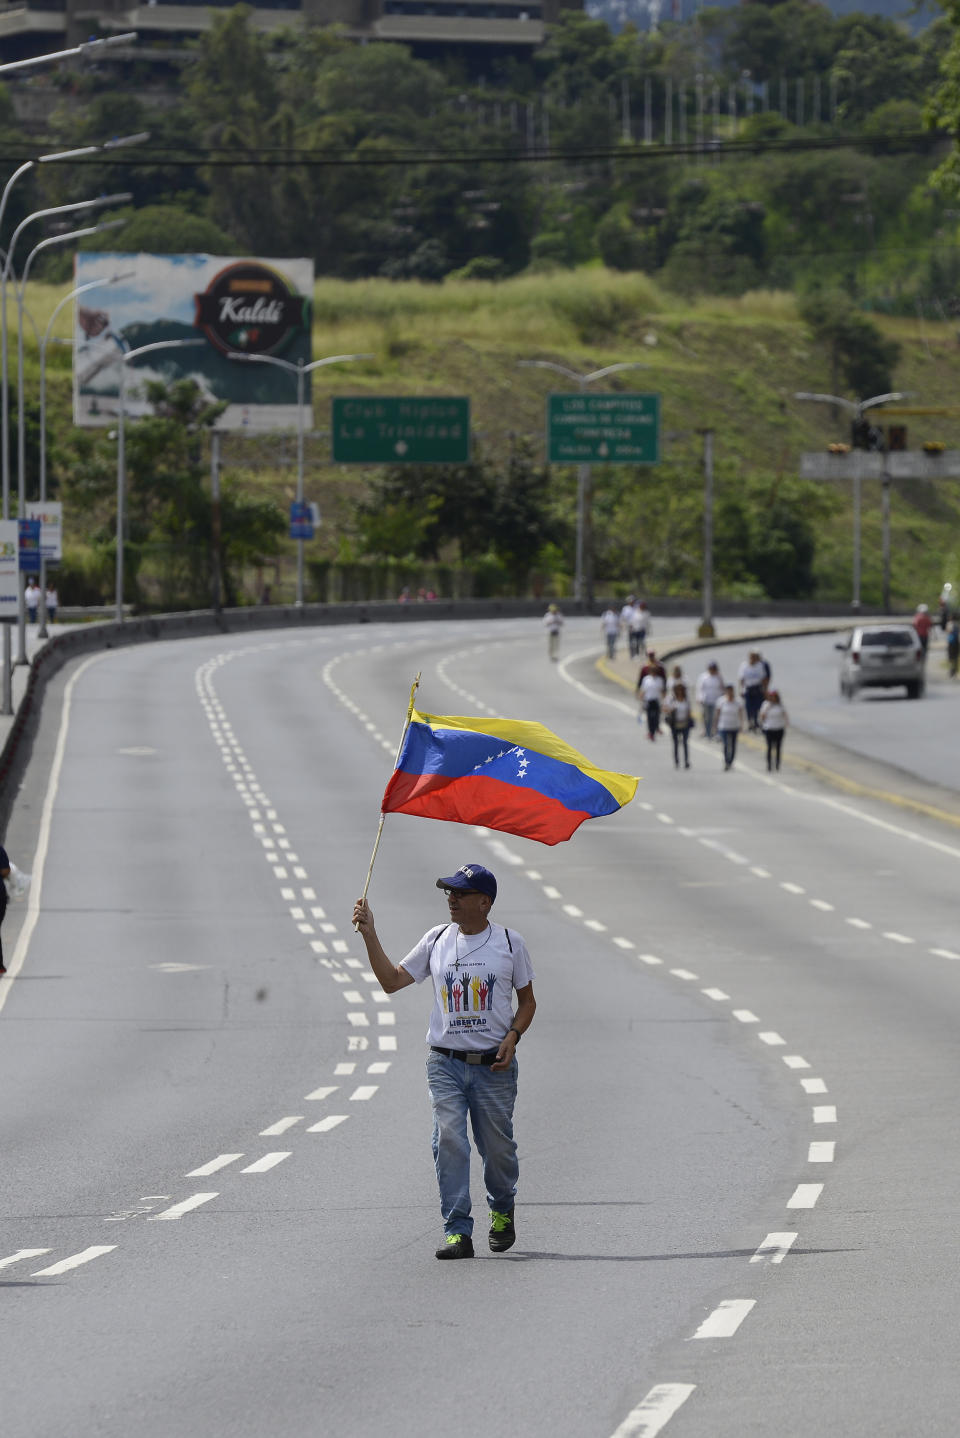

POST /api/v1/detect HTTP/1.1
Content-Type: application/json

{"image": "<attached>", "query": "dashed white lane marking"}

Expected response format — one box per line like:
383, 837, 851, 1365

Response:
783, 1055, 811, 1069
240, 1153, 291, 1174
846, 917, 872, 930
304, 1086, 338, 1101
186, 1154, 243, 1177
349, 1086, 378, 1101
656, 813, 674, 826
931, 947, 960, 960
810, 899, 835, 912
883, 931, 915, 945
801, 1078, 828, 1094
750, 866, 770, 878
638, 953, 663, 967
543, 885, 561, 900
562, 904, 583, 917
609, 1383, 696, 1438
260, 1117, 303, 1136
150, 1193, 219, 1221
0, 1248, 50, 1270
733, 1009, 759, 1024
788, 1184, 824, 1208
613, 937, 634, 950
32, 1246, 116, 1276
813, 1105, 837, 1124
759, 1031, 786, 1046
701, 987, 729, 1001
692, 1299, 756, 1339
809, 1142, 836, 1162
307, 1115, 349, 1133
750, 1232, 798, 1265
780, 882, 805, 895
670, 969, 697, 981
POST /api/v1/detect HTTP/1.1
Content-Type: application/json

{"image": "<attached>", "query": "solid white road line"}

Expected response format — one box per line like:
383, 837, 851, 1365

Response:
241, 1153, 291, 1173
692, 1299, 756, 1339
186, 1154, 243, 1177
150, 1193, 219, 1221
307, 1115, 349, 1133
260, 1117, 303, 1136
750, 1232, 798, 1265
0, 1248, 50, 1270
609, 1383, 697, 1438
787, 1184, 824, 1208
33, 1246, 117, 1275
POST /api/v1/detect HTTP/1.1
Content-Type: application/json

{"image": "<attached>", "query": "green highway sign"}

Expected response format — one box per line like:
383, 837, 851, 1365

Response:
332, 396, 470, 464
547, 392, 660, 465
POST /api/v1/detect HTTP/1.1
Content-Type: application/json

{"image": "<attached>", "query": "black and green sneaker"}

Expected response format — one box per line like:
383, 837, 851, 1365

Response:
488, 1209, 516, 1253
435, 1233, 474, 1260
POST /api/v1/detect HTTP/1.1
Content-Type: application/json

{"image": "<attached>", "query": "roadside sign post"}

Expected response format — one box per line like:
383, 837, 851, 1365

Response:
331, 398, 471, 465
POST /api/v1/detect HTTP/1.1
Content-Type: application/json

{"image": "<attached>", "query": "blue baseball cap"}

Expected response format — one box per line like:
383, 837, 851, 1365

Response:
436, 864, 497, 903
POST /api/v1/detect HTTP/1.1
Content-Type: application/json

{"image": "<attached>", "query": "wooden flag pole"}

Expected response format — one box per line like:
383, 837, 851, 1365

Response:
356, 672, 421, 918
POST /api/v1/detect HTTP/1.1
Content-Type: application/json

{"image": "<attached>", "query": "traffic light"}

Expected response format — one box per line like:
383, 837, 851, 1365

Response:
887, 425, 908, 451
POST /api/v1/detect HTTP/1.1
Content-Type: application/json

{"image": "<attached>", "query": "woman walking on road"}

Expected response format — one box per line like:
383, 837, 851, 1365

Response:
664, 681, 693, 770
716, 685, 744, 772
759, 690, 788, 772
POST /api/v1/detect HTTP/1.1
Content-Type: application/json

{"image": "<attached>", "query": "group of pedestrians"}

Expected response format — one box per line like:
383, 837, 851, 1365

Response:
600, 596, 651, 660
23, 578, 57, 625
637, 648, 788, 774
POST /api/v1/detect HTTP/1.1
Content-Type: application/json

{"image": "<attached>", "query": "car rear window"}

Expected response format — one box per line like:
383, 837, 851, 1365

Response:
860, 631, 913, 647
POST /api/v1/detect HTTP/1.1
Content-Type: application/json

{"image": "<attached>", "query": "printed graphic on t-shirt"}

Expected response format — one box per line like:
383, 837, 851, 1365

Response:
441, 966, 499, 1031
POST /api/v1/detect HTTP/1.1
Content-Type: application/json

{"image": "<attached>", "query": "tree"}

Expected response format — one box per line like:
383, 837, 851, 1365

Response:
799, 290, 901, 400
928, 0, 960, 198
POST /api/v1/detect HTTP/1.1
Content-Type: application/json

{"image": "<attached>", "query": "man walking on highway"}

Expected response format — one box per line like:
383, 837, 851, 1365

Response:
353, 864, 536, 1261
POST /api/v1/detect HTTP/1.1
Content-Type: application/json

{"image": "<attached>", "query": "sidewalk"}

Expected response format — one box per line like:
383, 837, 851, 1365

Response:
0, 624, 52, 752
596, 617, 960, 831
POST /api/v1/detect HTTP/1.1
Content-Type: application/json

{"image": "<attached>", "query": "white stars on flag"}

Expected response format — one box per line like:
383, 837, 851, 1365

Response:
471, 745, 530, 781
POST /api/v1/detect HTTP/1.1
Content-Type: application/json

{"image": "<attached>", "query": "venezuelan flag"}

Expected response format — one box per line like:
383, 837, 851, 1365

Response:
381, 709, 639, 846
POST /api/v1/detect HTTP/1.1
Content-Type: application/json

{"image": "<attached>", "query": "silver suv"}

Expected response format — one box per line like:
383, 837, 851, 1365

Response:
836, 624, 925, 700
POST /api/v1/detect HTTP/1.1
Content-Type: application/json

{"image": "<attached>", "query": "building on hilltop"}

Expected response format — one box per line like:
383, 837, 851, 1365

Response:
0, 0, 582, 65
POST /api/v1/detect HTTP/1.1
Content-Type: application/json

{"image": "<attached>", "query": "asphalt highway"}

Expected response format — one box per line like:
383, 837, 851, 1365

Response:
3, 616, 960, 1438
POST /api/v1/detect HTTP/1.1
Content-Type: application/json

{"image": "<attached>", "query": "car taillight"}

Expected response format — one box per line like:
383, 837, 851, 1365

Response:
852, 652, 860, 664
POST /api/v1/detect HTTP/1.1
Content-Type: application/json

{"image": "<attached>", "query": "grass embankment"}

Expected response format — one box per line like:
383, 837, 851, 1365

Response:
28, 270, 960, 607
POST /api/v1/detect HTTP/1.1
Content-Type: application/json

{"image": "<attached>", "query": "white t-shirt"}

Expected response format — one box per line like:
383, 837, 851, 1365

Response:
601, 609, 620, 635
632, 608, 650, 634
640, 672, 665, 702
696, 670, 724, 704
542, 610, 563, 633
401, 922, 535, 1051
760, 701, 787, 731
716, 698, 743, 731
739, 659, 766, 690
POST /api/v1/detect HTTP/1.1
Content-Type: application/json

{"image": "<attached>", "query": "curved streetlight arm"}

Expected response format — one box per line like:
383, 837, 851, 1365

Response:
43, 271, 135, 349
794, 391, 858, 415
4, 193, 132, 282
519, 358, 651, 387
518, 359, 588, 386
0, 32, 137, 75
794, 390, 912, 418
20, 219, 125, 291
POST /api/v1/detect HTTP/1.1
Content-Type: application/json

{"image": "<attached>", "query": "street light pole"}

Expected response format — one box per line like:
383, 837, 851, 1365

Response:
699, 428, 715, 638
518, 359, 650, 607
226, 351, 372, 605
116, 339, 206, 622
794, 390, 907, 612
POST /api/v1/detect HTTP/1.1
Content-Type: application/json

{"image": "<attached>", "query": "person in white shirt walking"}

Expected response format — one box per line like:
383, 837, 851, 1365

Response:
696, 661, 724, 738
716, 685, 745, 771
738, 650, 768, 731
24, 578, 40, 624
600, 606, 621, 660
630, 600, 650, 659
758, 690, 789, 771
663, 681, 693, 769
542, 604, 563, 661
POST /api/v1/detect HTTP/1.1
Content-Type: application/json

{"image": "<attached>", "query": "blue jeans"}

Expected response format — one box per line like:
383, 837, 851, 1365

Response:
426, 1050, 519, 1237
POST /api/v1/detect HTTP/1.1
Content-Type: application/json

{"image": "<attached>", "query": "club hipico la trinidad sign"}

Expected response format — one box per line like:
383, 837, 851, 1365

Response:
73, 253, 314, 433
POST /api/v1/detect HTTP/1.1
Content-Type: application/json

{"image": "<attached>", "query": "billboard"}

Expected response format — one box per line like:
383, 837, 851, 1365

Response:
73, 253, 314, 433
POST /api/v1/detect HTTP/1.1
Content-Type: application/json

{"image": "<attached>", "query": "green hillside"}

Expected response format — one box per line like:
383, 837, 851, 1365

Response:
29, 270, 960, 611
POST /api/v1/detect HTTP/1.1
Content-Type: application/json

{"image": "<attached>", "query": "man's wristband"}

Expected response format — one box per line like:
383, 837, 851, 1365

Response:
507, 1026, 522, 1044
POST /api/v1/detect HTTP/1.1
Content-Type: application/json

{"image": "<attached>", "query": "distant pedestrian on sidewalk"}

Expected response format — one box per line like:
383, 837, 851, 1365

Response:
913, 603, 933, 655
696, 661, 724, 738
24, 578, 40, 624
948, 620, 960, 679
663, 681, 693, 769
759, 689, 789, 772
620, 596, 639, 658
716, 685, 745, 771
631, 600, 651, 659
600, 606, 620, 660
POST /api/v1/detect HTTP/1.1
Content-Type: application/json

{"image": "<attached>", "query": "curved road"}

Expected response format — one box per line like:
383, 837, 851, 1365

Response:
3, 616, 960, 1437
